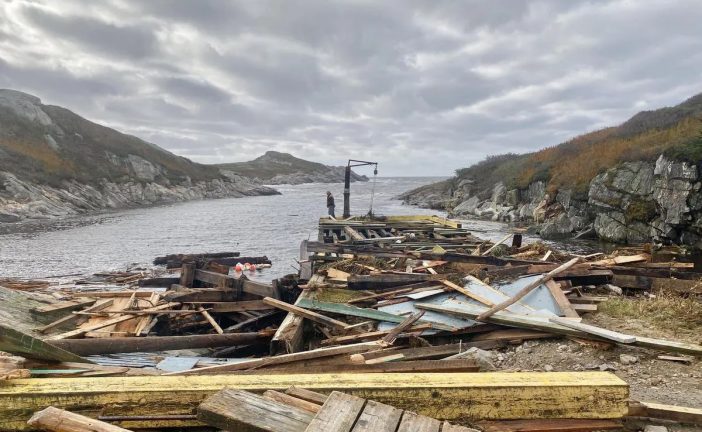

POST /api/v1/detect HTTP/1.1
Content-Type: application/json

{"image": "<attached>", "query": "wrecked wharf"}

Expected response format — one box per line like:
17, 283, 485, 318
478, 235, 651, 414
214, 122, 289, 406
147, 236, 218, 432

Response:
0, 215, 700, 431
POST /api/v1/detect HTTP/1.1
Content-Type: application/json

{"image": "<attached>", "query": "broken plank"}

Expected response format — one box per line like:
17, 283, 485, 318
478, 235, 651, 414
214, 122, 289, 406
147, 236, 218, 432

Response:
285, 387, 328, 406
263, 297, 350, 331
168, 342, 381, 375
544, 280, 579, 319
37, 299, 114, 334
305, 391, 365, 432
27, 406, 133, 432
397, 411, 441, 432
271, 289, 315, 355
199, 307, 224, 334
263, 390, 321, 414
572, 304, 598, 313
548, 317, 636, 344
627, 400, 702, 424
197, 389, 313, 432
382, 311, 425, 345
352, 399, 403, 432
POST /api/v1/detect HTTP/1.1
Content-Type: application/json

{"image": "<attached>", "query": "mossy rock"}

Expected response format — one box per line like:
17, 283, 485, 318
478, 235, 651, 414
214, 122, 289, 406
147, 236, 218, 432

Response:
625, 199, 657, 223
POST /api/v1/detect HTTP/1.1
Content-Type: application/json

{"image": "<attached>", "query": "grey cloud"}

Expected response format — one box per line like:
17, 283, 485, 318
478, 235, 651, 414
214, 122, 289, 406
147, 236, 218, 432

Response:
0, 0, 700, 175
21, 6, 159, 59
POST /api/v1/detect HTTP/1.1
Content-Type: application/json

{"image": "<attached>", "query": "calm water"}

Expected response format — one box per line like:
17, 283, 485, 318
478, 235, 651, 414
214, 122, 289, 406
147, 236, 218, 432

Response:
0, 177, 574, 281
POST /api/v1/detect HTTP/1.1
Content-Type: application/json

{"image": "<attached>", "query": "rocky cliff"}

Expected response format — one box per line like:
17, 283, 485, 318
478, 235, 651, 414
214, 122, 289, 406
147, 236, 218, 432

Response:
217, 151, 368, 185
0, 89, 278, 222
400, 93, 702, 248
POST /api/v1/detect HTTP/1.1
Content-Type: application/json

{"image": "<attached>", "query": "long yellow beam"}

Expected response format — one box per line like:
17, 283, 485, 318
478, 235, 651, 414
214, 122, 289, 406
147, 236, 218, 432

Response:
1, 372, 627, 430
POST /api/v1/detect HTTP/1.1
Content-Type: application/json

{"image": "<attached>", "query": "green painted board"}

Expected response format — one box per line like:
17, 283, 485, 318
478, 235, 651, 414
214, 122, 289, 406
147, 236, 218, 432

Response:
296, 299, 453, 331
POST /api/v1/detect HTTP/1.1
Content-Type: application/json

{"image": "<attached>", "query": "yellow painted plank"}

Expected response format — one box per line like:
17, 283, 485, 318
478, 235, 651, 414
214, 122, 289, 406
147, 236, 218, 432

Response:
1, 372, 627, 430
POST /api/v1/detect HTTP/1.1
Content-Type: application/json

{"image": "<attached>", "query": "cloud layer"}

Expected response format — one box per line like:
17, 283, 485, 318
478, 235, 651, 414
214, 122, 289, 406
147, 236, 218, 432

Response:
1, 0, 701, 175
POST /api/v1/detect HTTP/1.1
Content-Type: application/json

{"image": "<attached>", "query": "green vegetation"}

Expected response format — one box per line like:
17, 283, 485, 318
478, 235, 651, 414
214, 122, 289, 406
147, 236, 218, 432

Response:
447, 93, 702, 196
599, 291, 702, 335
664, 132, 702, 163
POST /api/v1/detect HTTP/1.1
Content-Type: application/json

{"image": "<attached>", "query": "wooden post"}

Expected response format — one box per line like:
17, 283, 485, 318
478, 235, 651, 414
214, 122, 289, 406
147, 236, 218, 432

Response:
476, 257, 581, 321
27, 406, 132, 432
180, 262, 196, 288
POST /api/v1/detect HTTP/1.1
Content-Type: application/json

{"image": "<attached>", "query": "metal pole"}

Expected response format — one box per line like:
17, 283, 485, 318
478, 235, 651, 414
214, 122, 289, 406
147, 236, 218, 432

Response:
343, 165, 351, 218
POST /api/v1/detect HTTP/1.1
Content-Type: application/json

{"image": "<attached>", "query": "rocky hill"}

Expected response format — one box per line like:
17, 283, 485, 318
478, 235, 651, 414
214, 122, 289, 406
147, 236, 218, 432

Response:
400, 93, 702, 248
217, 151, 368, 185
0, 89, 280, 222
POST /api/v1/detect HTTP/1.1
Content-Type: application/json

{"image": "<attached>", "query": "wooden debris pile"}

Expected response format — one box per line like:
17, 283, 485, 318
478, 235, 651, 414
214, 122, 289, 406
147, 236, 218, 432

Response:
1, 216, 701, 431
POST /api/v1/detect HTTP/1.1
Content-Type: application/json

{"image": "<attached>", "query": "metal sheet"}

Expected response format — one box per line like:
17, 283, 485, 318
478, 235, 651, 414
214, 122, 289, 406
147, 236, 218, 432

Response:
494, 275, 560, 316
378, 292, 479, 332
156, 357, 199, 373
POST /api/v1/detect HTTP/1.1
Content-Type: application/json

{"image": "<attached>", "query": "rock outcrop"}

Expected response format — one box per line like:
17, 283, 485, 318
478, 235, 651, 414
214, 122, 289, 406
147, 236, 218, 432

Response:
589, 156, 701, 248
400, 92, 702, 247
401, 156, 702, 247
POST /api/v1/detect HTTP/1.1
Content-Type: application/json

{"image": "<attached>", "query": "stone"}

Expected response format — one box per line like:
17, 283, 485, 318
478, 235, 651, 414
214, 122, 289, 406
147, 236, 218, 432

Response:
453, 196, 480, 215
603, 284, 623, 295
543, 364, 554, 372
540, 213, 575, 239
598, 363, 617, 371
620, 354, 639, 365
643, 425, 668, 432
451, 347, 496, 371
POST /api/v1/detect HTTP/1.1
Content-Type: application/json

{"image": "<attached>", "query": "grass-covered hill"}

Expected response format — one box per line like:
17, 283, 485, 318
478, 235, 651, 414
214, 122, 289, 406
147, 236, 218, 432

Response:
447, 93, 702, 200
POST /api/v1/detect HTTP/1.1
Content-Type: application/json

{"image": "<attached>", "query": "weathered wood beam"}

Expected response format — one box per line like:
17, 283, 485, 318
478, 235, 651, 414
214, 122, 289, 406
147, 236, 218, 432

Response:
0, 372, 627, 429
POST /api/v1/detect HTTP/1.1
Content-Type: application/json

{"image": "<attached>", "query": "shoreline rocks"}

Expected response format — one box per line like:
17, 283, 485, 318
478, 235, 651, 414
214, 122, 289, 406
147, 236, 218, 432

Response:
0, 171, 279, 223
400, 155, 702, 248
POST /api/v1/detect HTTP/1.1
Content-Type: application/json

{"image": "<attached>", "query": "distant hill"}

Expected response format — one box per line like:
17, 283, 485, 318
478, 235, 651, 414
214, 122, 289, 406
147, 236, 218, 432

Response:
401, 93, 702, 248
0, 90, 226, 187
217, 151, 368, 185
0, 89, 279, 222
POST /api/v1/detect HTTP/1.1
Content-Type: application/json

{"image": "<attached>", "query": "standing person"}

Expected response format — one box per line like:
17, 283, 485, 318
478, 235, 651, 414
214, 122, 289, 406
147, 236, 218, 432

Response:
326, 191, 336, 218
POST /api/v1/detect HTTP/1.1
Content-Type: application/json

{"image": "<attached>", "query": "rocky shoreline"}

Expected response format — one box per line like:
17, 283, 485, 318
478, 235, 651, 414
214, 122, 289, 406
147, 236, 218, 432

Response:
400, 155, 702, 249
0, 171, 279, 223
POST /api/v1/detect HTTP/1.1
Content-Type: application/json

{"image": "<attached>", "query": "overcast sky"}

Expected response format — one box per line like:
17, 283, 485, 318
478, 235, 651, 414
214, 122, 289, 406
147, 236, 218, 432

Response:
1, 1, 700, 176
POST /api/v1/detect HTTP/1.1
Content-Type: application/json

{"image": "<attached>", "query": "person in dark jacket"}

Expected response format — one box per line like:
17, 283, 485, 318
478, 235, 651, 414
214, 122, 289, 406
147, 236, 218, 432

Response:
326, 191, 335, 218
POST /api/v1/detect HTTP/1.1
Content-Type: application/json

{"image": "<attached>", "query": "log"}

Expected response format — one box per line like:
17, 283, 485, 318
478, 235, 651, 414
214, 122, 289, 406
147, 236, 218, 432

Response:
153, 252, 240, 266
477, 258, 581, 321
0, 372, 628, 429
51, 333, 270, 356
27, 406, 133, 432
